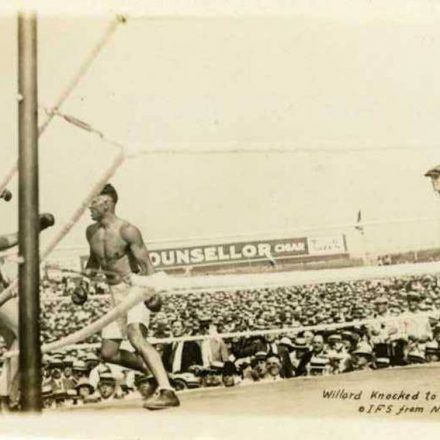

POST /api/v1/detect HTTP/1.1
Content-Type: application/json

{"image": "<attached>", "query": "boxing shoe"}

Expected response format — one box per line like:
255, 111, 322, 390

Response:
142, 389, 180, 410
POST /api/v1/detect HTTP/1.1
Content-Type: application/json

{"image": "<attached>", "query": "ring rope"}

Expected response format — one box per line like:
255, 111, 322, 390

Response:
0, 149, 126, 308
0, 14, 126, 197
5, 281, 435, 358
127, 263, 440, 293
4, 262, 439, 358
40, 261, 440, 301
40, 106, 440, 157
40, 308, 435, 355
4, 282, 149, 359
2, 212, 440, 264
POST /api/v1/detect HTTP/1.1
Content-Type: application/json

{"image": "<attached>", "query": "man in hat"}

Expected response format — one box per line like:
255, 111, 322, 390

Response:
84, 183, 179, 409
199, 316, 229, 368
251, 351, 269, 381
289, 337, 309, 376
326, 334, 351, 374
72, 359, 89, 381
425, 164, 440, 196
425, 341, 440, 363
277, 336, 295, 378
41, 355, 53, 389
367, 297, 398, 359
134, 373, 157, 398
75, 377, 96, 404
303, 330, 315, 349
351, 342, 375, 371
62, 357, 77, 391
153, 312, 171, 339
298, 334, 330, 376
46, 356, 72, 407
400, 288, 432, 351
95, 372, 117, 400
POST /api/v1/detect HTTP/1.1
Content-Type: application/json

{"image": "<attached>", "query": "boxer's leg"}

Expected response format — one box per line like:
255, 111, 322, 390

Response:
125, 298, 179, 409
0, 299, 19, 409
7, 338, 19, 407
101, 338, 150, 374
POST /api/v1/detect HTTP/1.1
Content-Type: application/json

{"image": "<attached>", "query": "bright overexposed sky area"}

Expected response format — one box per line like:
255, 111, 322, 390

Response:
1, 1, 440, 258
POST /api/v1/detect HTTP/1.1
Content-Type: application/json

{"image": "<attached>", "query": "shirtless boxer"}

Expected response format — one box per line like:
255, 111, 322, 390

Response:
0, 194, 54, 411
84, 183, 179, 410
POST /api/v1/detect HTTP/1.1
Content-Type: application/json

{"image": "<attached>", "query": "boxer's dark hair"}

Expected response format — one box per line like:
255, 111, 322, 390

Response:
100, 183, 118, 204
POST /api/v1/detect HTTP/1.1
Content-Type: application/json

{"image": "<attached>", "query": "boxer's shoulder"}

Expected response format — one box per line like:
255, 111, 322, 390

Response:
119, 221, 142, 241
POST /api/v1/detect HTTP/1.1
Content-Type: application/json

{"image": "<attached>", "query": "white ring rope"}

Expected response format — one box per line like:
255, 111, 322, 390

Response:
0, 148, 125, 308
42, 107, 440, 156
4, 262, 440, 358
0, 15, 126, 197
128, 262, 440, 293
40, 308, 436, 354
36, 261, 440, 303
4, 283, 150, 359
2, 212, 440, 263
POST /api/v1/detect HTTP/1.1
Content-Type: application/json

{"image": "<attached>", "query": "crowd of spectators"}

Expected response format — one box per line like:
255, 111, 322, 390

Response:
2, 272, 440, 408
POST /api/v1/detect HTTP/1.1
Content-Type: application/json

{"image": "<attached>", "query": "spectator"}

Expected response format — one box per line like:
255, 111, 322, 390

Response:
299, 334, 329, 375
265, 355, 282, 381
97, 373, 117, 400
351, 343, 374, 371
162, 320, 203, 373
199, 318, 229, 367
134, 373, 156, 399
7, 270, 440, 407
425, 342, 440, 362
75, 378, 95, 402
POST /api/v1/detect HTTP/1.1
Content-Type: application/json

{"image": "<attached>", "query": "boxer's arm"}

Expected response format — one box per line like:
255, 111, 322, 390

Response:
121, 224, 155, 275
0, 214, 54, 252
85, 225, 101, 275
85, 252, 100, 273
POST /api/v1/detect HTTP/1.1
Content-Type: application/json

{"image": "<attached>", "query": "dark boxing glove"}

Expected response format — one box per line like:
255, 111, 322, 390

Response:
0, 189, 12, 202
39, 213, 55, 231
144, 293, 163, 312
71, 286, 88, 306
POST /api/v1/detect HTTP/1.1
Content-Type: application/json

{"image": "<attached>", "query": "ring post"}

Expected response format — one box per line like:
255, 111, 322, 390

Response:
18, 11, 42, 412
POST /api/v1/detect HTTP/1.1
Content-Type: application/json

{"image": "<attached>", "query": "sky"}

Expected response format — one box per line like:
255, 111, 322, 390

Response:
1, 2, 440, 260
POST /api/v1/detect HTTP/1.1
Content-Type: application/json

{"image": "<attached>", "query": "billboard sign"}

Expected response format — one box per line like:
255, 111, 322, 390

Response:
147, 235, 347, 270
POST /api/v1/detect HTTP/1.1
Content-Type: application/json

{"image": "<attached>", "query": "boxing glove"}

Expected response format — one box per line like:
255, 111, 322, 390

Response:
0, 189, 12, 202
72, 286, 88, 306
144, 293, 163, 312
39, 213, 55, 231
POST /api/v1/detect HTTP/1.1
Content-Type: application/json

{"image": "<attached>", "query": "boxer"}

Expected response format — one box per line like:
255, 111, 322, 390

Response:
0, 196, 55, 411
83, 183, 179, 410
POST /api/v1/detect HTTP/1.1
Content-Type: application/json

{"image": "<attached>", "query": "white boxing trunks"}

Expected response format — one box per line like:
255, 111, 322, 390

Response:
101, 281, 150, 340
